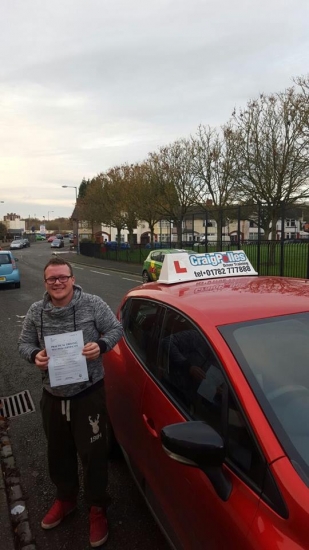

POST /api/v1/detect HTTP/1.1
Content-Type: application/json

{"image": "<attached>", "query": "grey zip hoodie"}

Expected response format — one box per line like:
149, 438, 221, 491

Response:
18, 285, 123, 398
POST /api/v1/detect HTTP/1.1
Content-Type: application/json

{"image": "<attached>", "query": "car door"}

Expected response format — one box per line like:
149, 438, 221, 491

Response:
140, 308, 266, 550
104, 298, 165, 477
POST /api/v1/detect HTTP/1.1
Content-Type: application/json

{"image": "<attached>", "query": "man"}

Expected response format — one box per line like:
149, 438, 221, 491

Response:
18, 257, 123, 548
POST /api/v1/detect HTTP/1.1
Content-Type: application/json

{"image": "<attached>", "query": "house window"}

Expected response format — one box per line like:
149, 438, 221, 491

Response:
160, 220, 173, 229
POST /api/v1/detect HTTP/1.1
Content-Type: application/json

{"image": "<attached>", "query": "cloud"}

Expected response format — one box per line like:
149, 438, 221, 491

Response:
0, 0, 309, 218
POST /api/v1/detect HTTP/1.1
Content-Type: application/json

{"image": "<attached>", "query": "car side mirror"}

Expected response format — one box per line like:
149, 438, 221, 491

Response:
161, 421, 232, 501
14, 257, 19, 261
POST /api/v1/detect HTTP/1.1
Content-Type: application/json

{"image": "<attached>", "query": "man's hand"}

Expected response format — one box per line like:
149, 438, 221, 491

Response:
82, 342, 100, 361
35, 349, 49, 371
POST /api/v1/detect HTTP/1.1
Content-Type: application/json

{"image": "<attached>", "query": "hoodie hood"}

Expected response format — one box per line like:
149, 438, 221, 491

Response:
40, 285, 83, 340
42, 284, 83, 317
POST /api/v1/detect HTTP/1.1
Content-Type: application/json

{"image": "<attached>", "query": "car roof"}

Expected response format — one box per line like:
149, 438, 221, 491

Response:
126, 276, 309, 326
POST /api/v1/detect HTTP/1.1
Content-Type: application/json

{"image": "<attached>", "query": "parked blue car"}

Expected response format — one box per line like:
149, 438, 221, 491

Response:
0, 251, 20, 288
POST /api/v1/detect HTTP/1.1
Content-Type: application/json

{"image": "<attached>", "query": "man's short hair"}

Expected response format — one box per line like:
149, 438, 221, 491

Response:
44, 257, 73, 276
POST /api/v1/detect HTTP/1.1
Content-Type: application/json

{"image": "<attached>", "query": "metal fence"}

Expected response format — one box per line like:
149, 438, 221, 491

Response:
80, 204, 309, 279
80, 240, 309, 279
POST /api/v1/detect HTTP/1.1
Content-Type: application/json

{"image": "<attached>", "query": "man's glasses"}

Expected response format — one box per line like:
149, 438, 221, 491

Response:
45, 276, 73, 285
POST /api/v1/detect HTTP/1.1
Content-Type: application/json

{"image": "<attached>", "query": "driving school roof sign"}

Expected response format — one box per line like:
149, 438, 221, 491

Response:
159, 250, 258, 284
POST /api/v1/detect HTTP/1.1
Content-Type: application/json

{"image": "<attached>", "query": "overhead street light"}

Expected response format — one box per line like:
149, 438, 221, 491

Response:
61, 185, 79, 254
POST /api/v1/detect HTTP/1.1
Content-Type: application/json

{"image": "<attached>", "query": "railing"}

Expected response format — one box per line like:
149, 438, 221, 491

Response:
80, 240, 309, 279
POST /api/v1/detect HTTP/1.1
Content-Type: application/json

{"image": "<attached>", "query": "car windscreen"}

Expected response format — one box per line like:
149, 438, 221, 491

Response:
219, 312, 309, 485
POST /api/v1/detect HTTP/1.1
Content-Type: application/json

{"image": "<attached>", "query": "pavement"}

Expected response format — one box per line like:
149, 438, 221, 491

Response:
0, 250, 142, 550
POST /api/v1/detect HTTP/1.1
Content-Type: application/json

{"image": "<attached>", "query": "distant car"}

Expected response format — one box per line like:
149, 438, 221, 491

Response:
69, 234, 75, 244
51, 239, 64, 248
142, 248, 188, 283
104, 249, 309, 550
35, 234, 46, 241
47, 236, 57, 243
22, 238, 30, 248
0, 250, 20, 288
56, 234, 64, 240
10, 240, 24, 250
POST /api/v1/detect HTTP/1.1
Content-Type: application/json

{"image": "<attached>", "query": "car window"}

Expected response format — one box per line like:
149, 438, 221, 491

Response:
0, 254, 11, 265
158, 311, 223, 417
124, 299, 165, 369
157, 309, 266, 489
150, 252, 161, 261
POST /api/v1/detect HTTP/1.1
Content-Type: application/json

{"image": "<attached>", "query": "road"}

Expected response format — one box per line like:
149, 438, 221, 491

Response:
0, 241, 169, 550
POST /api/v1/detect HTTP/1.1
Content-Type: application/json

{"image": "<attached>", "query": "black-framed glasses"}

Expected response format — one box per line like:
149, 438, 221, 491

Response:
45, 275, 73, 285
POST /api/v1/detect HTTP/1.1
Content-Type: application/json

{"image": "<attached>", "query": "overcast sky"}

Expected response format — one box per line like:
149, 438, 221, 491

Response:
1, 0, 309, 221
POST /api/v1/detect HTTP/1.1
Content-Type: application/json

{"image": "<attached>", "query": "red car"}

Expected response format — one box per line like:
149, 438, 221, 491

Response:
104, 251, 309, 550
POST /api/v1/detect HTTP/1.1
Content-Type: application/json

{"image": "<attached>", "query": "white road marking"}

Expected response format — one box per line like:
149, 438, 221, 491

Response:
71, 265, 84, 270
122, 277, 140, 282
90, 270, 111, 276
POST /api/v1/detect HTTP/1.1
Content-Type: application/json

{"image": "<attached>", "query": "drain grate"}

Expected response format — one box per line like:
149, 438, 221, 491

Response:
0, 390, 35, 419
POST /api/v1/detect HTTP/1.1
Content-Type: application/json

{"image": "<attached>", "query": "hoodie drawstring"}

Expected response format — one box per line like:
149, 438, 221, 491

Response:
61, 399, 71, 422
73, 306, 76, 331
40, 309, 43, 340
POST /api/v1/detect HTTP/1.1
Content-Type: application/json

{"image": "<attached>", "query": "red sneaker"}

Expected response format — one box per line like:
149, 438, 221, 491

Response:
41, 499, 76, 529
89, 506, 109, 547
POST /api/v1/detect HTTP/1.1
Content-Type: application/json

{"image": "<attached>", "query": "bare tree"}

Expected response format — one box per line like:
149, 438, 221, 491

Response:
132, 161, 165, 243
101, 169, 128, 242
232, 88, 309, 239
148, 138, 200, 243
191, 123, 242, 236
79, 175, 106, 239
191, 124, 241, 206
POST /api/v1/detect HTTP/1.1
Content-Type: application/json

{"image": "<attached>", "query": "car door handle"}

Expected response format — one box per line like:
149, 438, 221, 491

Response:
142, 414, 158, 438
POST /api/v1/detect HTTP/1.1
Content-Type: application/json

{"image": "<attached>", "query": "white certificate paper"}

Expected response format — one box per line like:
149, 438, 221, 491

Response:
44, 330, 89, 387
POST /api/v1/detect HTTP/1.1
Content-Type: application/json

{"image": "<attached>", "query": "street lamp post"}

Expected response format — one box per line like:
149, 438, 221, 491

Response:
48, 210, 54, 221
62, 186, 79, 253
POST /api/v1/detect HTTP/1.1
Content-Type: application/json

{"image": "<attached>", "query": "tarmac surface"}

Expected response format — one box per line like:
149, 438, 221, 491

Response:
62, 251, 143, 278
0, 250, 142, 550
